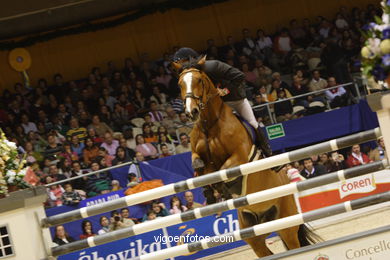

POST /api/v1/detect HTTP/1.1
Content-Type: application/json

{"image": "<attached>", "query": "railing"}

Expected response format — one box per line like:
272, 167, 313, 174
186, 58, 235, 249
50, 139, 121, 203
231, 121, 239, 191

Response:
45, 160, 139, 187
251, 81, 361, 124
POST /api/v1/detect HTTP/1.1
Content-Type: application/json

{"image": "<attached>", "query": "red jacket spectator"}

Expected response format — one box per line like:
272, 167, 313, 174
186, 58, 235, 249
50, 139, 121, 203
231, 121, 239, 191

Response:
346, 145, 371, 168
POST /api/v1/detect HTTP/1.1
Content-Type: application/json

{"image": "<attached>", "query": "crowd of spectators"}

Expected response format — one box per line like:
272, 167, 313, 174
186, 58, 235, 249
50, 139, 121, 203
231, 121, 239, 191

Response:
0, 3, 385, 241
52, 191, 204, 246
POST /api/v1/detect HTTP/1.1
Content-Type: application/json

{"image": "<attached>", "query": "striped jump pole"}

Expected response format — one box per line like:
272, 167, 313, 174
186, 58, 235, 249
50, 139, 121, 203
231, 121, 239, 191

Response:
50, 160, 389, 257
131, 191, 390, 260
41, 127, 381, 228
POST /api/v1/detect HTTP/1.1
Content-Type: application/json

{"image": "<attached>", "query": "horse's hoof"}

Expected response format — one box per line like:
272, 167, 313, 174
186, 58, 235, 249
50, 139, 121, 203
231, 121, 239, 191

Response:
192, 158, 205, 173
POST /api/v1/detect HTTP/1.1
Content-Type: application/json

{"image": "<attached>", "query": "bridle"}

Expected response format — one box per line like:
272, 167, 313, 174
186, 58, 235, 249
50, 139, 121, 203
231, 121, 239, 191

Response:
179, 68, 217, 110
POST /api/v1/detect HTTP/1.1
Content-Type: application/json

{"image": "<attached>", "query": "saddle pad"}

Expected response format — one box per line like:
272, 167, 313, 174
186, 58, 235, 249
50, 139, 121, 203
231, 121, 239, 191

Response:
234, 113, 256, 145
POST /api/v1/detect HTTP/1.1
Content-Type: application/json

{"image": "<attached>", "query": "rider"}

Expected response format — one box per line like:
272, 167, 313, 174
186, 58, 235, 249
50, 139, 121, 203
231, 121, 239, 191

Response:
172, 47, 272, 157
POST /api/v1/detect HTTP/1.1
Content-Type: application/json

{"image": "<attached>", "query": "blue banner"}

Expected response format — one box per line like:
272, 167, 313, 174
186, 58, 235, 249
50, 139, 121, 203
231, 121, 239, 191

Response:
58, 210, 246, 260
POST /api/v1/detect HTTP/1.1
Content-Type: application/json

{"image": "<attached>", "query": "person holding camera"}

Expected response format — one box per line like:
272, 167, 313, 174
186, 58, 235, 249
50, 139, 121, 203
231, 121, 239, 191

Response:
109, 210, 133, 231
120, 208, 136, 226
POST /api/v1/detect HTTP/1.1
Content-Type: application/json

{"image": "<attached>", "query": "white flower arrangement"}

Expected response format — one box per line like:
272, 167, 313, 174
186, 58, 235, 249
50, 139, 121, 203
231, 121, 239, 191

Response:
361, 0, 390, 89
0, 128, 30, 196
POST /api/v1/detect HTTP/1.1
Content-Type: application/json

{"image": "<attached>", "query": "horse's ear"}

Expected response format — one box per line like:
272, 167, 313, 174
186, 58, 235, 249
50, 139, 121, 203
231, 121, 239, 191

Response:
172, 62, 183, 72
197, 55, 207, 66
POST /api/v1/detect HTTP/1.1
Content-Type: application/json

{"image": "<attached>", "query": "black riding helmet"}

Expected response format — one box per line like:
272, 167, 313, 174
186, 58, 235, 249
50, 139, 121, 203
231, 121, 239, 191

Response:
173, 47, 199, 62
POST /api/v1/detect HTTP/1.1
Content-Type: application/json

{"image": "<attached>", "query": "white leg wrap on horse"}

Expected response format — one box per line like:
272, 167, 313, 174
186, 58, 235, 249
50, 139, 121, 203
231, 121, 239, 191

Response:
225, 98, 259, 129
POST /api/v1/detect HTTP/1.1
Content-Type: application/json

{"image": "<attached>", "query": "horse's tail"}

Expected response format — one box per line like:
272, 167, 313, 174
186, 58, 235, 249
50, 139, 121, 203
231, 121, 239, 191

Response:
298, 223, 323, 246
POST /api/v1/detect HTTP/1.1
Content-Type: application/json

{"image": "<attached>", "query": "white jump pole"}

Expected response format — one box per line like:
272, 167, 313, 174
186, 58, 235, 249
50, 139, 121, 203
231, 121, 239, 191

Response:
50, 160, 388, 257
132, 191, 390, 260
42, 128, 381, 228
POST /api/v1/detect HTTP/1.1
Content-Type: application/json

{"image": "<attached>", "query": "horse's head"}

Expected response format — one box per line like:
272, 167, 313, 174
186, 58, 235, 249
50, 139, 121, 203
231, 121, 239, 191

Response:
173, 55, 210, 122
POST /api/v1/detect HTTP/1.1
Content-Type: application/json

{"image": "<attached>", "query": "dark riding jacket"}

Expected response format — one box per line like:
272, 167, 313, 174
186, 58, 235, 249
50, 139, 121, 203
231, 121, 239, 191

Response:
203, 60, 246, 102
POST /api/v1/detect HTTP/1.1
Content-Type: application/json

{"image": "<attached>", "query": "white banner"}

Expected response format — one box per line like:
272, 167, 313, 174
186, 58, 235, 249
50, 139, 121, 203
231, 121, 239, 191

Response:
338, 174, 377, 199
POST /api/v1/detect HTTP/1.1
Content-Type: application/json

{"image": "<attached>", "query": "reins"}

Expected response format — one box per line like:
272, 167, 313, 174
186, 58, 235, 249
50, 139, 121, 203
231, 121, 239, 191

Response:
179, 68, 223, 167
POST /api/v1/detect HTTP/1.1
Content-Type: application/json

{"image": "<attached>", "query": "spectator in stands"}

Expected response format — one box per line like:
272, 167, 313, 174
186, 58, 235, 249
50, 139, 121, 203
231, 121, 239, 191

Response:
119, 137, 136, 159
123, 128, 136, 150
135, 134, 158, 160
175, 112, 192, 137
241, 28, 258, 59
162, 106, 179, 138
142, 201, 169, 221
61, 183, 82, 206
159, 144, 172, 158
150, 85, 168, 110
176, 133, 191, 154
285, 164, 305, 182
112, 103, 131, 131
21, 113, 37, 134
369, 137, 387, 161
300, 158, 327, 179
274, 28, 292, 59
99, 105, 113, 126
169, 195, 187, 214
148, 101, 164, 122
252, 59, 272, 87
89, 115, 113, 138
80, 220, 95, 239
49, 164, 67, 182
290, 75, 310, 108
184, 191, 203, 210
252, 93, 269, 126
98, 147, 114, 166
111, 180, 122, 191
255, 29, 274, 64
144, 210, 157, 222
318, 153, 333, 173
325, 77, 349, 108
70, 136, 84, 158
98, 216, 110, 235
157, 133, 175, 155
66, 117, 87, 142
308, 70, 327, 94
120, 208, 136, 226
87, 127, 103, 144
142, 123, 157, 143
269, 78, 292, 102
156, 66, 172, 88
346, 144, 372, 168
109, 210, 127, 231
52, 225, 75, 246
101, 132, 119, 157
86, 160, 112, 197
274, 89, 294, 122
47, 184, 64, 207
45, 134, 63, 158
70, 161, 87, 192
83, 137, 100, 166
112, 146, 132, 165
329, 151, 346, 171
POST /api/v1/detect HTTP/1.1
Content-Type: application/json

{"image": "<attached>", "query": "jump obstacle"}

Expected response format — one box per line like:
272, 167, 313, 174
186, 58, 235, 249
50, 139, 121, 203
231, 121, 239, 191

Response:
51, 159, 389, 256
44, 126, 387, 258
42, 127, 381, 228
45, 126, 388, 258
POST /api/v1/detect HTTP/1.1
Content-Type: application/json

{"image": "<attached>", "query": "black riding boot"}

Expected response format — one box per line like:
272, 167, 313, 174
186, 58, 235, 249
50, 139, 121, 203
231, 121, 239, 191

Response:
255, 126, 272, 157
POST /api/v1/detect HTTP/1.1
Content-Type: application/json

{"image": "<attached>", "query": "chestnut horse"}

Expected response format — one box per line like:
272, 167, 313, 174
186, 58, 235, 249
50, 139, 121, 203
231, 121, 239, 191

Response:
173, 56, 318, 257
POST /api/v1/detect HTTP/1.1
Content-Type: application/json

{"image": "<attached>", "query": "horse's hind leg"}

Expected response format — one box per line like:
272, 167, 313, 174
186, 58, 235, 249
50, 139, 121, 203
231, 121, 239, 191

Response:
277, 195, 301, 250
238, 210, 273, 257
